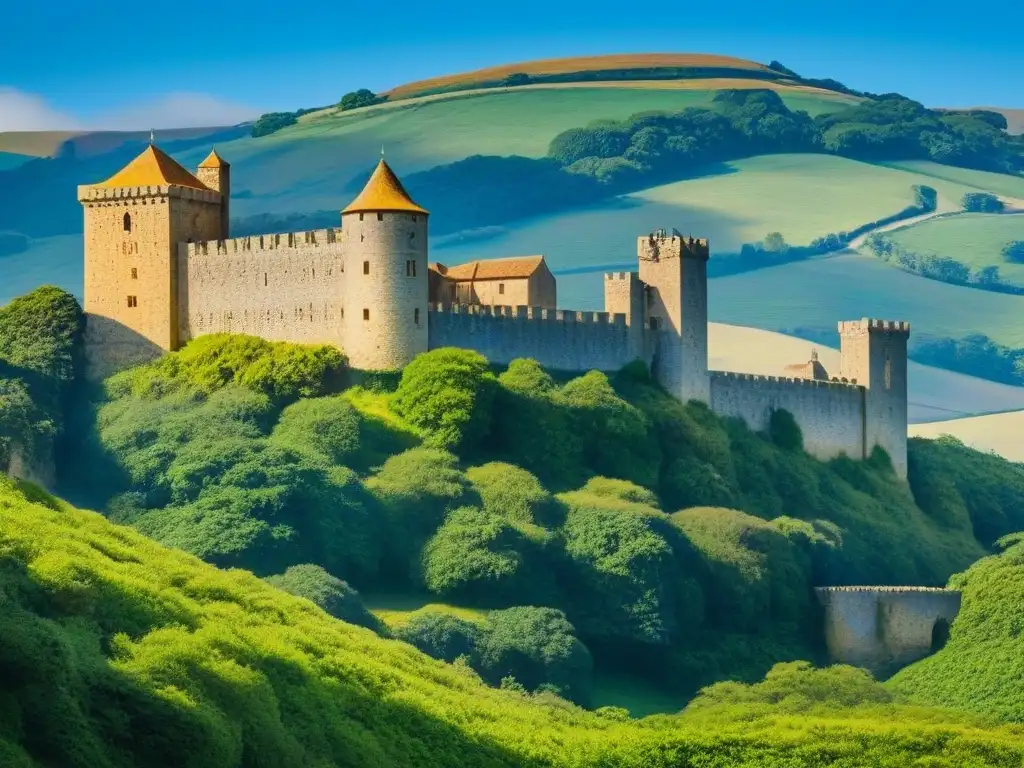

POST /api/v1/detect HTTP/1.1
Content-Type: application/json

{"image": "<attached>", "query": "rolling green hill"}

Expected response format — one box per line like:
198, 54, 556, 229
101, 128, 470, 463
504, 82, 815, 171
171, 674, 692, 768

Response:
909, 411, 1024, 462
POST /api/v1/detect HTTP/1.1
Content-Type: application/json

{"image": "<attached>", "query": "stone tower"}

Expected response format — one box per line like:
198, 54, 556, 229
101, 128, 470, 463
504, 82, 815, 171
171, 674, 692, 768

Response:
838, 319, 911, 477
340, 158, 429, 370
637, 230, 711, 403
196, 149, 230, 236
78, 143, 224, 378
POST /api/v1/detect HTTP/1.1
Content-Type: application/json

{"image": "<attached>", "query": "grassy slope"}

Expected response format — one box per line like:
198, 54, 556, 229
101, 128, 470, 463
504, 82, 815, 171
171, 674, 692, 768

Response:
909, 411, 1024, 462
7, 477, 1024, 767
882, 213, 1024, 286
878, 160, 1024, 200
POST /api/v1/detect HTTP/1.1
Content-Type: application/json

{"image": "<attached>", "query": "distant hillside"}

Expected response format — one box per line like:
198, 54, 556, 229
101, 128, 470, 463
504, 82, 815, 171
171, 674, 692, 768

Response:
938, 107, 1024, 135
0, 124, 246, 160
384, 52, 823, 101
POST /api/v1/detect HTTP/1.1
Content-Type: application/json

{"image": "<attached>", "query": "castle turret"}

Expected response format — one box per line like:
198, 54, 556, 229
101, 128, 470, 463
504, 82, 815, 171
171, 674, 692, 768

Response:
196, 149, 230, 238
638, 230, 711, 403
78, 143, 223, 378
839, 319, 911, 477
340, 158, 429, 370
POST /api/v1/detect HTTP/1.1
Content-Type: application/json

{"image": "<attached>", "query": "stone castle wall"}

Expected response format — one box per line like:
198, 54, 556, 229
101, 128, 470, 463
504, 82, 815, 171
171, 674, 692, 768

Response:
709, 371, 866, 462
427, 303, 649, 372
816, 587, 961, 675
177, 230, 346, 348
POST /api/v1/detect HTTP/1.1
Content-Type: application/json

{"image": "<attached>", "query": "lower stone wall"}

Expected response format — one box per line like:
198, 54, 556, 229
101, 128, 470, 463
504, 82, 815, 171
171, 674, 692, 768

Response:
816, 587, 962, 676
427, 304, 647, 372
709, 371, 865, 462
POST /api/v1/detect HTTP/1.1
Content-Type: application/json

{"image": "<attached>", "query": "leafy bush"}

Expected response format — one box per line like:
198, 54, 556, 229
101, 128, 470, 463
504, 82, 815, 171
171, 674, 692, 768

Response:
107, 334, 346, 404
251, 110, 297, 137
580, 476, 660, 508
467, 462, 561, 527
1002, 240, 1024, 264
477, 607, 593, 705
264, 564, 387, 634
270, 395, 361, 465
339, 88, 385, 111
390, 347, 496, 452
962, 192, 1005, 212
421, 506, 557, 605
392, 610, 483, 663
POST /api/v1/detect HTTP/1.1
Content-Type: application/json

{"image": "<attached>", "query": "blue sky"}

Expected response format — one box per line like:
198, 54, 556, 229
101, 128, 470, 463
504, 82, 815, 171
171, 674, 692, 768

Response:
2, 0, 1021, 130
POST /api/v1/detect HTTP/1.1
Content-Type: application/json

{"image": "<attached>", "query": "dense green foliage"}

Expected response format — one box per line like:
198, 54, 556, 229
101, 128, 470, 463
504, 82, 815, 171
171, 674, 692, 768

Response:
890, 534, 1024, 723
0, 286, 83, 468
1004, 240, 1024, 263
962, 191, 1005, 212
264, 563, 386, 633
4, 477, 1024, 767
339, 88, 386, 110
250, 107, 320, 137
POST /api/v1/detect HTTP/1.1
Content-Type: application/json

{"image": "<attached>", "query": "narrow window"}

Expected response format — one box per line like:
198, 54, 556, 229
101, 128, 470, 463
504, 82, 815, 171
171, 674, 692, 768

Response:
377, 212, 384, 221
649, 317, 660, 330
884, 355, 892, 390
414, 307, 420, 325
412, 215, 418, 222
363, 308, 370, 321
264, 273, 268, 286
363, 261, 370, 275
341, 307, 344, 319
123, 212, 132, 232
130, 267, 138, 280
127, 295, 137, 308
359, 213, 364, 221
406, 259, 417, 277
498, 282, 505, 295
312, 268, 315, 278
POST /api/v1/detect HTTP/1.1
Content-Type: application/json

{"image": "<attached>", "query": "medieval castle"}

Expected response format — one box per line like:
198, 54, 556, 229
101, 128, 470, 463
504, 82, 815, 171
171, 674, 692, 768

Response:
79, 143, 911, 476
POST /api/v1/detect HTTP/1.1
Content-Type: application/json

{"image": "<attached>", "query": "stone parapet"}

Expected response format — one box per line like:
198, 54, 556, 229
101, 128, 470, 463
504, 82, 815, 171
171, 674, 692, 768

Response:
709, 370, 862, 391
185, 229, 341, 256
428, 302, 628, 326
77, 184, 221, 205
838, 318, 912, 336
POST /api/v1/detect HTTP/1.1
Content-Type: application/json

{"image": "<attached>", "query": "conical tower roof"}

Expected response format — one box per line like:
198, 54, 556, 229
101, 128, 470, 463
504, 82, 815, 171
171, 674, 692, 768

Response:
343, 158, 428, 215
198, 148, 229, 168
95, 144, 210, 190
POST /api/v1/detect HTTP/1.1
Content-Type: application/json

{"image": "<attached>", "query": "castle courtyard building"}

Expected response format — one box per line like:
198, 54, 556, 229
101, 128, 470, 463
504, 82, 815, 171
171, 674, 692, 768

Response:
79, 144, 912, 477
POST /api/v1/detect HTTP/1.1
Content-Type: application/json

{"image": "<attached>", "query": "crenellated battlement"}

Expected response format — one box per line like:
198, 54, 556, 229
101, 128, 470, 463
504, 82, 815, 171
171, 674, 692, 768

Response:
710, 370, 862, 391
838, 318, 912, 335
638, 229, 710, 262
604, 271, 639, 282
428, 302, 628, 326
183, 228, 342, 256
78, 184, 221, 205
815, 593, 958, 598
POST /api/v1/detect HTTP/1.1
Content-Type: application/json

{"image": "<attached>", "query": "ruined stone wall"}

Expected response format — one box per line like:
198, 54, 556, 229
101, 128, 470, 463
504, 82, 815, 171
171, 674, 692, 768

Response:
178, 230, 345, 348
816, 587, 962, 675
428, 304, 648, 372
709, 371, 866, 462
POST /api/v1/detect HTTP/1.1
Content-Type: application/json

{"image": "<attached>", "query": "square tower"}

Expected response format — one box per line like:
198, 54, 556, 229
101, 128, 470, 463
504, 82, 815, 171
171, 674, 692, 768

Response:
78, 144, 225, 378
637, 230, 711, 403
839, 319, 911, 477
603, 271, 646, 361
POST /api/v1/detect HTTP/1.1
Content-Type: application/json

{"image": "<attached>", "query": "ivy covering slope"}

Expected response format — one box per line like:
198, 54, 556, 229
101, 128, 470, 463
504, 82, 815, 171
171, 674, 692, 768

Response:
3, 476, 1024, 768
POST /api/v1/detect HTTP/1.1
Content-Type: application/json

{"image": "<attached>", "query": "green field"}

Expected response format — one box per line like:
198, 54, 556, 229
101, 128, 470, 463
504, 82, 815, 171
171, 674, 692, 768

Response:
878, 160, 1024, 200
434, 154, 984, 269
709, 251, 1024, 348
882, 212, 1024, 286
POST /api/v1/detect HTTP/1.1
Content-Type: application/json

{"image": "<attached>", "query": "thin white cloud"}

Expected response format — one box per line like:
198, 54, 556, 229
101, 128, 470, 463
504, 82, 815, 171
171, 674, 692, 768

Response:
96, 92, 262, 130
0, 88, 261, 133
0, 87, 82, 131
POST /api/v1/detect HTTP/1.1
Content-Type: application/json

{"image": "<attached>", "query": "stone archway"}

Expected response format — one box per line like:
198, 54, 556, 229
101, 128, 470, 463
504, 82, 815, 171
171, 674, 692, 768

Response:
930, 617, 951, 653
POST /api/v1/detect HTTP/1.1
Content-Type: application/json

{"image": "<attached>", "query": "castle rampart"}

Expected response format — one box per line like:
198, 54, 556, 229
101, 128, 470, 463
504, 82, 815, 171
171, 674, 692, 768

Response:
427, 303, 647, 373
816, 587, 961, 676
709, 371, 866, 462
177, 229, 345, 348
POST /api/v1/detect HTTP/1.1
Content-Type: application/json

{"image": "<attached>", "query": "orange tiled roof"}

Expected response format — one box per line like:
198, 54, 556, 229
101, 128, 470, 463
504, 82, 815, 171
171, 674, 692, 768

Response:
343, 158, 428, 215
198, 149, 228, 168
443, 255, 545, 281
94, 144, 210, 190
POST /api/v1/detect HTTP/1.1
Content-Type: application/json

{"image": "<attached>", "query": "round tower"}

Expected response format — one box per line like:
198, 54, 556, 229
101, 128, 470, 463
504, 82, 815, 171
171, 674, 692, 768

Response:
341, 158, 429, 370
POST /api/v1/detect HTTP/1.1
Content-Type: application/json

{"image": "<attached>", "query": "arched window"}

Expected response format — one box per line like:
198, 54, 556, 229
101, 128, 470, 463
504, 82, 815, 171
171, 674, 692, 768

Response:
123, 212, 132, 232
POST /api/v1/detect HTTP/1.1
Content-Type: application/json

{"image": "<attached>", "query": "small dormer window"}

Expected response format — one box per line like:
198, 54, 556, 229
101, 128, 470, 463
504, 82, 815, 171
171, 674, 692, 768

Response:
377, 213, 384, 221
123, 213, 132, 232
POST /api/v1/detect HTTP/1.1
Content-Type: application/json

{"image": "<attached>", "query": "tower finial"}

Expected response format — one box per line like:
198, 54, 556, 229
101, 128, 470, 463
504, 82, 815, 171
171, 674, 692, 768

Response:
381, 144, 385, 159
150, 129, 155, 145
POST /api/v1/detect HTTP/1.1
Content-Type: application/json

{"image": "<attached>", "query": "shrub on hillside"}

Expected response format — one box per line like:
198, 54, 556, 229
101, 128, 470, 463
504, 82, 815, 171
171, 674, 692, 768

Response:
1002, 240, 1024, 264
366, 447, 475, 581
251, 111, 298, 137
339, 88, 384, 110
962, 192, 1005, 213
270, 395, 361, 466
768, 408, 804, 451
390, 348, 496, 453
493, 359, 584, 488
264, 564, 387, 634
466, 462, 562, 527
106, 334, 346, 404
558, 489, 703, 646
580, 476, 660, 508
477, 607, 594, 705
561, 370, 660, 488
420, 506, 557, 606
393, 611, 483, 663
